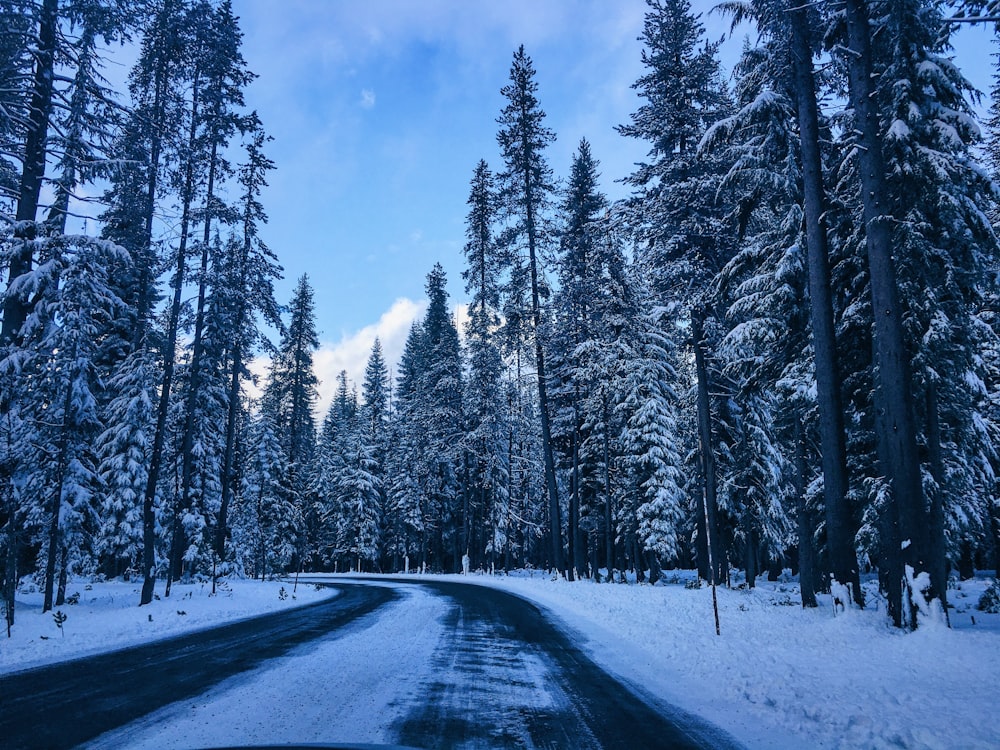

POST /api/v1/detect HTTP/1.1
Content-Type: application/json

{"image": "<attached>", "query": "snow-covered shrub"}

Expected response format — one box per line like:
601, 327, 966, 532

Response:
977, 580, 1000, 613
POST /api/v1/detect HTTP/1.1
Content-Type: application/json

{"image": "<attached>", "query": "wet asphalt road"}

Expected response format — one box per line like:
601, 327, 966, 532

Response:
0, 578, 741, 750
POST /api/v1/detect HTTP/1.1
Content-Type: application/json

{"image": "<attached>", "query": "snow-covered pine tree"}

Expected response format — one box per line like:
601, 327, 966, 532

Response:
461, 160, 509, 571
386, 323, 429, 568
549, 139, 607, 579
360, 339, 390, 567
496, 46, 564, 575
263, 274, 319, 571
418, 265, 464, 570
173, 0, 256, 586
12, 234, 126, 610
832, 0, 997, 627
231, 409, 298, 578
618, 0, 734, 585
215, 124, 282, 570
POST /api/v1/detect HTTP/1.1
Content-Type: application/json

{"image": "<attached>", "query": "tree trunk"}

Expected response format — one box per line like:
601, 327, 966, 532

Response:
177, 136, 220, 572
141, 74, 202, 606
603, 396, 614, 580
925, 381, 950, 618
692, 307, 723, 585
743, 515, 757, 588
843, 0, 932, 629
522, 161, 564, 576
2, 0, 58, 348
795, 421, 818, 607
991, 494, 1000, 578
56, 544, 68, 607
789, 0, 863, 607
569, 426, 580, 580
4, 496, 16, 635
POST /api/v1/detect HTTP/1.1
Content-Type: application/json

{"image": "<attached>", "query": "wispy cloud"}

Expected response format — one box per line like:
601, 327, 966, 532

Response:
313, 297, 425, 413
360, 88, 376, 109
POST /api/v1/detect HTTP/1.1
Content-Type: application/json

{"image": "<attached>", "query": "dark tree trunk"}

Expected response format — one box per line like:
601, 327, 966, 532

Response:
178, 136, 220, 578
142, 75, 202, 606
695, 484, 710, 581
2, 0, 58, 348
991, 496, 1000, 578
789, 0, 863, 608
843, 0, 931, 629
43, 380, 76, 613
743, 517, 757, 589
4, 495, 16, 635
216, 336, 242, 562
925, 382, 950, 617
603, 397, 614, 580
692, 308, 723, 585
520, 152, 564, 575
794, 421, 818, 607
957, 542, 975, 581
56, 545, 68, 607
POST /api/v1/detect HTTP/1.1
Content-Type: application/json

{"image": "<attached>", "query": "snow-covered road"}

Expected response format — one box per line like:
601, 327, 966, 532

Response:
51, 579, 739, 749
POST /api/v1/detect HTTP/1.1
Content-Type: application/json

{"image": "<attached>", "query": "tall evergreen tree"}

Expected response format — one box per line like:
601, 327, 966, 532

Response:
461, 160, 508, 570
496, 46, 564, 574
263, 274, 319, 570
619, 0, 734, 585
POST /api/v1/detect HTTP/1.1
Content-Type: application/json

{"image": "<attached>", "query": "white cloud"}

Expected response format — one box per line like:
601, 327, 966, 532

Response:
360, 88, 376, 109
313, 297, 425, 414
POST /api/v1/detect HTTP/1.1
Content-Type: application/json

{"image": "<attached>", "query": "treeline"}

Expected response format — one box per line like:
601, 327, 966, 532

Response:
0, 0, 280, 632
302, 0, 1000, 631
2, 0, 1000, 635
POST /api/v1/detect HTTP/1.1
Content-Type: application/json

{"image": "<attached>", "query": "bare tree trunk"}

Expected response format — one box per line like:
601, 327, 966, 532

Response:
925, 382, 950, 622
794, 420, 818, 607
142, 74, 202, 606
692, 307, 723, 585
789, 0, 862, 607
843, 0, 932, 628
522, 162, 564, 576
603, 395, 614, 581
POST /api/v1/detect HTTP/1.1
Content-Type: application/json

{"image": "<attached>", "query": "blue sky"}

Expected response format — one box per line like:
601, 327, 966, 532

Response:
236, 0, 662, 404
231, 1, 993, 409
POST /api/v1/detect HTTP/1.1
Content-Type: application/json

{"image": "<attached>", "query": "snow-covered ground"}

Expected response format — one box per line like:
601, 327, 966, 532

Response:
0, 577, 335, 674
5, 570, 999, 749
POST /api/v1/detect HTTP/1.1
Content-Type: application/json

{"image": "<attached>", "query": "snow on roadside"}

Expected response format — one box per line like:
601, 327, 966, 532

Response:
0, 577, 336, 674
443, 570, 1000, 750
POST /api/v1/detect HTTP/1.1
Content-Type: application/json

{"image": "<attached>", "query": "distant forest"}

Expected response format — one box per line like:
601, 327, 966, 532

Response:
3, 0, 1000, 633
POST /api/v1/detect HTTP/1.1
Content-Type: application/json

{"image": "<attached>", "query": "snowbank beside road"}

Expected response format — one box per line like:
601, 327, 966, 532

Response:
0, 578, 336, 674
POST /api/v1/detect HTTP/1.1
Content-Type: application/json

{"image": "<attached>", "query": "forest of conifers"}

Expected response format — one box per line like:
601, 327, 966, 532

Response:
3, 0, 1000, 634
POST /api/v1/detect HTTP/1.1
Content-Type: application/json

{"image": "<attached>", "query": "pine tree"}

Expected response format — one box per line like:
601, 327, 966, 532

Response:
461, 160, 508, 570
360, 339, 390, 567
549, 139, 607, 579
263, 274, 319, 570
619, 0, 734, 586
12, 234, 126, 610
496, 46, 564, 574
833, 0, 996, 627
215, 124, 282, 568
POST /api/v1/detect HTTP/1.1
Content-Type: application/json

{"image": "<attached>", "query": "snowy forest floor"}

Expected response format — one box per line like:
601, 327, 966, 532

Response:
2, 570, 998, 749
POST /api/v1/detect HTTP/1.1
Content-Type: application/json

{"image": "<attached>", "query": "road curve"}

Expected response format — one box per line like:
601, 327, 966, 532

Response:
334, 577, 741, 750
0, 583, 397, 750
